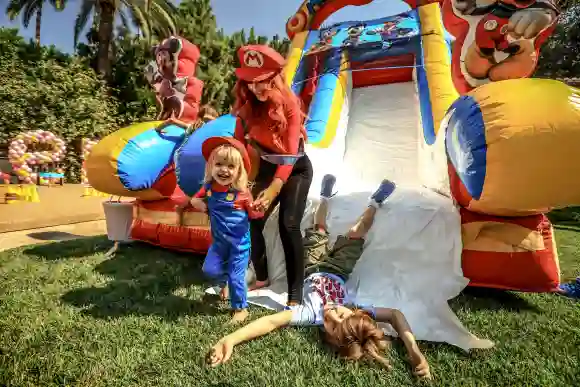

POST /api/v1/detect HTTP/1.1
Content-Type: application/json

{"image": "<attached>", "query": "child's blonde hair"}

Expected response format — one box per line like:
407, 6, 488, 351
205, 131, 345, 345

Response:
204, 144, 249, 192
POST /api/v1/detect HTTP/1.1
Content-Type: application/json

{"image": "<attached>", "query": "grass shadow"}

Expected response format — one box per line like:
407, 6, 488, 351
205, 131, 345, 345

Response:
50, 241, 221, 321
547, 207, 580, 226
26, 231, 85, 241
451, 287, 541, 313
24, 235, 111, 259
554, 224, 580, 232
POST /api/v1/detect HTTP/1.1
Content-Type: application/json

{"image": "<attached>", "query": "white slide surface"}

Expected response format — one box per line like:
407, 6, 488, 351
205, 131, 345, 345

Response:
209, 81, 493, 351
342, 83, 421, 188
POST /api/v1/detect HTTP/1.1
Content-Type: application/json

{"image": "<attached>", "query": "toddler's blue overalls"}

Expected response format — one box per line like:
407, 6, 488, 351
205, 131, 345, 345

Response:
201, 184, 251, 310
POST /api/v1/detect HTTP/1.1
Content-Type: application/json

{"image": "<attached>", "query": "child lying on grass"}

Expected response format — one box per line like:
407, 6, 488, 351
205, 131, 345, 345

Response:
206, 177, 432, 379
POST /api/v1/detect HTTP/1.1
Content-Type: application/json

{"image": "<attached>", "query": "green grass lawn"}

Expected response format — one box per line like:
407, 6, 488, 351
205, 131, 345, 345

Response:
1, 212, 580, 387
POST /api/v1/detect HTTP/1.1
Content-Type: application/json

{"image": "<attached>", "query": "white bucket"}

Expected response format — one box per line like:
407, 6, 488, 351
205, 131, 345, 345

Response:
102, 201, 134, 242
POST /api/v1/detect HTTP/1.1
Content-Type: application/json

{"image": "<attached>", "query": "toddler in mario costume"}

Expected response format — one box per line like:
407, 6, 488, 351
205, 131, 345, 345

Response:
189, 136, 263, 324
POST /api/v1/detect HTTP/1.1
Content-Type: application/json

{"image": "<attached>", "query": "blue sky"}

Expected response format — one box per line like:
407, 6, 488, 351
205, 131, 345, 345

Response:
0, 0, 410, 52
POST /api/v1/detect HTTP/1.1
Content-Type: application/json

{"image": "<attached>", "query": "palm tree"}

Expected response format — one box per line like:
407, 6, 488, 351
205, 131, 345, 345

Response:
269, 34, 291, 56
6, 0, 66, 46
73, 0, 177, 79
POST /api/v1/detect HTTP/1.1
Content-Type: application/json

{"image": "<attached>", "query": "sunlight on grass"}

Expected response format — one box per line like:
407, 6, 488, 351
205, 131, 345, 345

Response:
1, 220, 580, 386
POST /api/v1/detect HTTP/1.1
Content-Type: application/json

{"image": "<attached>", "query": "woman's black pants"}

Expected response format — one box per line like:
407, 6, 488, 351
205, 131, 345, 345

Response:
250, 154, 313, 303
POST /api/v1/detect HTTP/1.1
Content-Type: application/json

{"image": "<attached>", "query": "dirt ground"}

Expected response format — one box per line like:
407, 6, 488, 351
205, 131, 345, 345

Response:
0, 184, 133, 251
0, 184, 132, 233
0, 220, 108, 251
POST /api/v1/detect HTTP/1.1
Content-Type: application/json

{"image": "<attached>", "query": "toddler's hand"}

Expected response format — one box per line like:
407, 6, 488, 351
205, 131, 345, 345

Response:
253, 186, 279, 212
189, 197, 207, 212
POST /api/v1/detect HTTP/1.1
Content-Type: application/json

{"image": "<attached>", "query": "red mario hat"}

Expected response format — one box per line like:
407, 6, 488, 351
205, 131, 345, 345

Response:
235, 45, 286, 82
201, 136, 252, 173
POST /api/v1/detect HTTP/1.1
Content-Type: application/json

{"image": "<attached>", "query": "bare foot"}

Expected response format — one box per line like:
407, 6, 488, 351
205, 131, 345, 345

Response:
228, 309, 249, 325
248, 280, 270, 291
220, 286, 229, 301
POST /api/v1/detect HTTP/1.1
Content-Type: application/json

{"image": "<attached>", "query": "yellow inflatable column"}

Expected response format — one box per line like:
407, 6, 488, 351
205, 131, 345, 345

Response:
284, 31, 308, 87
417, 2, 459, 134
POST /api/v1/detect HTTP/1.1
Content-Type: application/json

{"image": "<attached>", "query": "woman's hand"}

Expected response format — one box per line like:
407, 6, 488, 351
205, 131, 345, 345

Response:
206, 338, 235, 367
252, 179, 283, 212
189, 197, 207, 212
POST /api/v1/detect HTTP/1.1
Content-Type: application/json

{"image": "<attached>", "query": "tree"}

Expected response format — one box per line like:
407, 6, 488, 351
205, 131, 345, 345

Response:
176, 0, 235, 113
557, 0, 580, 10
6, 0, 66, 46
0, 27, 118, 181
73, 0, 178, 79
77, 25, 157, 124
77, 0, 296, 117
536, 5, 580, 79
269, 34, 291, 56
108, 29, 157, 124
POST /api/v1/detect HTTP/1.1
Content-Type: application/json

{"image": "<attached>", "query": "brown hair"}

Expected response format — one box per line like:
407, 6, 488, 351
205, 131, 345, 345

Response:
191, 105, 219, 131
323, 310, 392, 369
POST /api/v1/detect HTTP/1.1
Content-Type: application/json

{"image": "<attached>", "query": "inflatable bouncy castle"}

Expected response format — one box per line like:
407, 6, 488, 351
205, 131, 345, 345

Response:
86, 0, 580, 293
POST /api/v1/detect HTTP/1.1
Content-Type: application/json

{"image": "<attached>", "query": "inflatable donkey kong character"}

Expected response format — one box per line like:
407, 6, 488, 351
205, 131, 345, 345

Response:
145, 36, 204, 123
442, 0, 560, 93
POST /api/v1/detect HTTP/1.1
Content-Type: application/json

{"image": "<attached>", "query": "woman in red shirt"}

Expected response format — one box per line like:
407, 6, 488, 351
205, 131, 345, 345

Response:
232, 45, 313, 305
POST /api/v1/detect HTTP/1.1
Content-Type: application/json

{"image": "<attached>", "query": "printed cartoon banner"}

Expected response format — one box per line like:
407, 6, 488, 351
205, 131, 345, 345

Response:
305, 11, 419, 56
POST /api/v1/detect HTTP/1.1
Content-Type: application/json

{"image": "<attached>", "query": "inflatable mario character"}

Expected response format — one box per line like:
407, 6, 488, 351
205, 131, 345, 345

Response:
145, 36, 204, 123
443, 0, 560, 93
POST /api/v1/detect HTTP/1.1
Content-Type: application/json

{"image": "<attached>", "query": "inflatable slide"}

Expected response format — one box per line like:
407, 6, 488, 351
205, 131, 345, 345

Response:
86, 0, 580, 298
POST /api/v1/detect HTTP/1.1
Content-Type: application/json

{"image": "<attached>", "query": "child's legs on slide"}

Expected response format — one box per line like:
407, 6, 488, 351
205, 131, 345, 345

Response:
304, 182, 381, 277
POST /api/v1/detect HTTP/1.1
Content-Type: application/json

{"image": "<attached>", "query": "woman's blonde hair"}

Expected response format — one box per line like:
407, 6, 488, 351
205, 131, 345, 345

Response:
204, 144, 249, 192
323, 310, 392, 369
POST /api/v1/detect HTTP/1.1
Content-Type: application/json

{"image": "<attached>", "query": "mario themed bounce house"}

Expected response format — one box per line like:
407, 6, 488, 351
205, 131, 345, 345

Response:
86, 0, 580, 294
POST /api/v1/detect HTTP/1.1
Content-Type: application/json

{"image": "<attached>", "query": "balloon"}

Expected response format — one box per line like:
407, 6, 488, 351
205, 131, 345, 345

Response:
9, 130, 66, 183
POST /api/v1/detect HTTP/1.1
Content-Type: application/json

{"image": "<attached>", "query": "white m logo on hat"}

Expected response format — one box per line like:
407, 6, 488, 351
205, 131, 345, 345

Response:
244, 50, 264, 68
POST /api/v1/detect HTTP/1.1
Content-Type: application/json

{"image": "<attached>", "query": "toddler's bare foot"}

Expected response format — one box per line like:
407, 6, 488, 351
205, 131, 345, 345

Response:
220, 286, 229, 301
248, 280, 270, 291
228, 309, 249, 325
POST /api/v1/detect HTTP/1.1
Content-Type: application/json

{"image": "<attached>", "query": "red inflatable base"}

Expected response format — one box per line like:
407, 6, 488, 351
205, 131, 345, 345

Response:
130, 196, 211, 254
131, 219, 211, 254
460, 208, 560, 293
